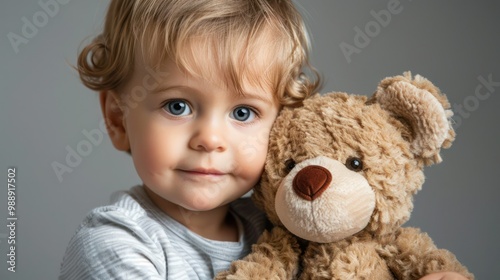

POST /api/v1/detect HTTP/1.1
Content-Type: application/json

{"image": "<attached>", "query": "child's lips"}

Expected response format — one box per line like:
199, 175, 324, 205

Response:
185, 169, 225, 175
177, 168, 228, 180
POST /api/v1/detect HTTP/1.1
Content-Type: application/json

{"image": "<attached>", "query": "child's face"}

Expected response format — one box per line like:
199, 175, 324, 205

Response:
117, 55, 279, 212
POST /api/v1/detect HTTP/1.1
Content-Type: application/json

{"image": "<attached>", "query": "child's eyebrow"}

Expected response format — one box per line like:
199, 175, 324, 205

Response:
151, 85, 274, 105
150, 85, 186, 94
239, 91, 274, 105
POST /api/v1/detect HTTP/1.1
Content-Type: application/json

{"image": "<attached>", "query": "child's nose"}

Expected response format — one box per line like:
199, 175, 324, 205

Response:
188, 119, 227, 152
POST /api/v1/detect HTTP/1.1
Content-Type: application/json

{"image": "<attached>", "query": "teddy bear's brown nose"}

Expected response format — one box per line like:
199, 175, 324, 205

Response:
293, 165, 332, 201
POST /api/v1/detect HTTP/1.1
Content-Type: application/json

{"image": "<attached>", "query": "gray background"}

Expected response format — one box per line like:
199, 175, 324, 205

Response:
0, 0, 498, 279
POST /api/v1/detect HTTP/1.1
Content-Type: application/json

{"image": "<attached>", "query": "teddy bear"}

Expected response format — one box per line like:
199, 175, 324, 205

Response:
215, 72, 474, 279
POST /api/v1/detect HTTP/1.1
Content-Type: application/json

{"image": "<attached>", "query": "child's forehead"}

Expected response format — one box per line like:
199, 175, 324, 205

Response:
137, 34, 280, 99
135, 47, 275, 101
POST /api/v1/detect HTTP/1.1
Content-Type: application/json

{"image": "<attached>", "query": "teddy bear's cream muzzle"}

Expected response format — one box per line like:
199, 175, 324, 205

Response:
275, 156, 375, 243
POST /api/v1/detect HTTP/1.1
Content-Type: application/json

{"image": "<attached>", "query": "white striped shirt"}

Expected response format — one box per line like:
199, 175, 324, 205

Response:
59, 185, 268, 279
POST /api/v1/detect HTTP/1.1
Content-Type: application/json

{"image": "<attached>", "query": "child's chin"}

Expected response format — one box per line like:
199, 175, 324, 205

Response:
181, 198, 224, 212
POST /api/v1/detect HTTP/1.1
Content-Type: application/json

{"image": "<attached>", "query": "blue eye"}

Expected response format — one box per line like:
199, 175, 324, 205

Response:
163, 100, 191, 116
231, 106, 255, 122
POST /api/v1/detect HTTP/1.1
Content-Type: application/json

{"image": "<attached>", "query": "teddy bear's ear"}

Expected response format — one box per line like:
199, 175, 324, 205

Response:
369, 72, 455, 165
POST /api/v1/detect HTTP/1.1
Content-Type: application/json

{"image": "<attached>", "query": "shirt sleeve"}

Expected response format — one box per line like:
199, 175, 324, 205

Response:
59, 207, 166, 280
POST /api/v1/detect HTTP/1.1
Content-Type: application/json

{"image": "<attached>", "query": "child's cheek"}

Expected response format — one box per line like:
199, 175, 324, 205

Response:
237, 133, 268, 162
131, 137, 158, 185
235, 130, 270, 182
130, 124, 173, 184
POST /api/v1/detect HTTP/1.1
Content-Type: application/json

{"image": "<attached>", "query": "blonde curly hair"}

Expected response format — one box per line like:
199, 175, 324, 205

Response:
77, 0, 320, 106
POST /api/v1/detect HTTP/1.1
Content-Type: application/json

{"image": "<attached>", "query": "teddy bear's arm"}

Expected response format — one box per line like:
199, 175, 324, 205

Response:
380, 227, 474, 280
215, 227, 302, 280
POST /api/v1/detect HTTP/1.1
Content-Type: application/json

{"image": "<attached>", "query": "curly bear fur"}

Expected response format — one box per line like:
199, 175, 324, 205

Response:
216, 73, 473, 280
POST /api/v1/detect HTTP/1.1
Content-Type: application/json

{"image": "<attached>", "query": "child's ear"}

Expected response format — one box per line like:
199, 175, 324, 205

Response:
99, 91, 130, 152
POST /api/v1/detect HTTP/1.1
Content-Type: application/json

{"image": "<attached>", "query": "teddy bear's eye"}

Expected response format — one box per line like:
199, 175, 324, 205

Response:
284, 159, 296, 173
346, 157, 363, 172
